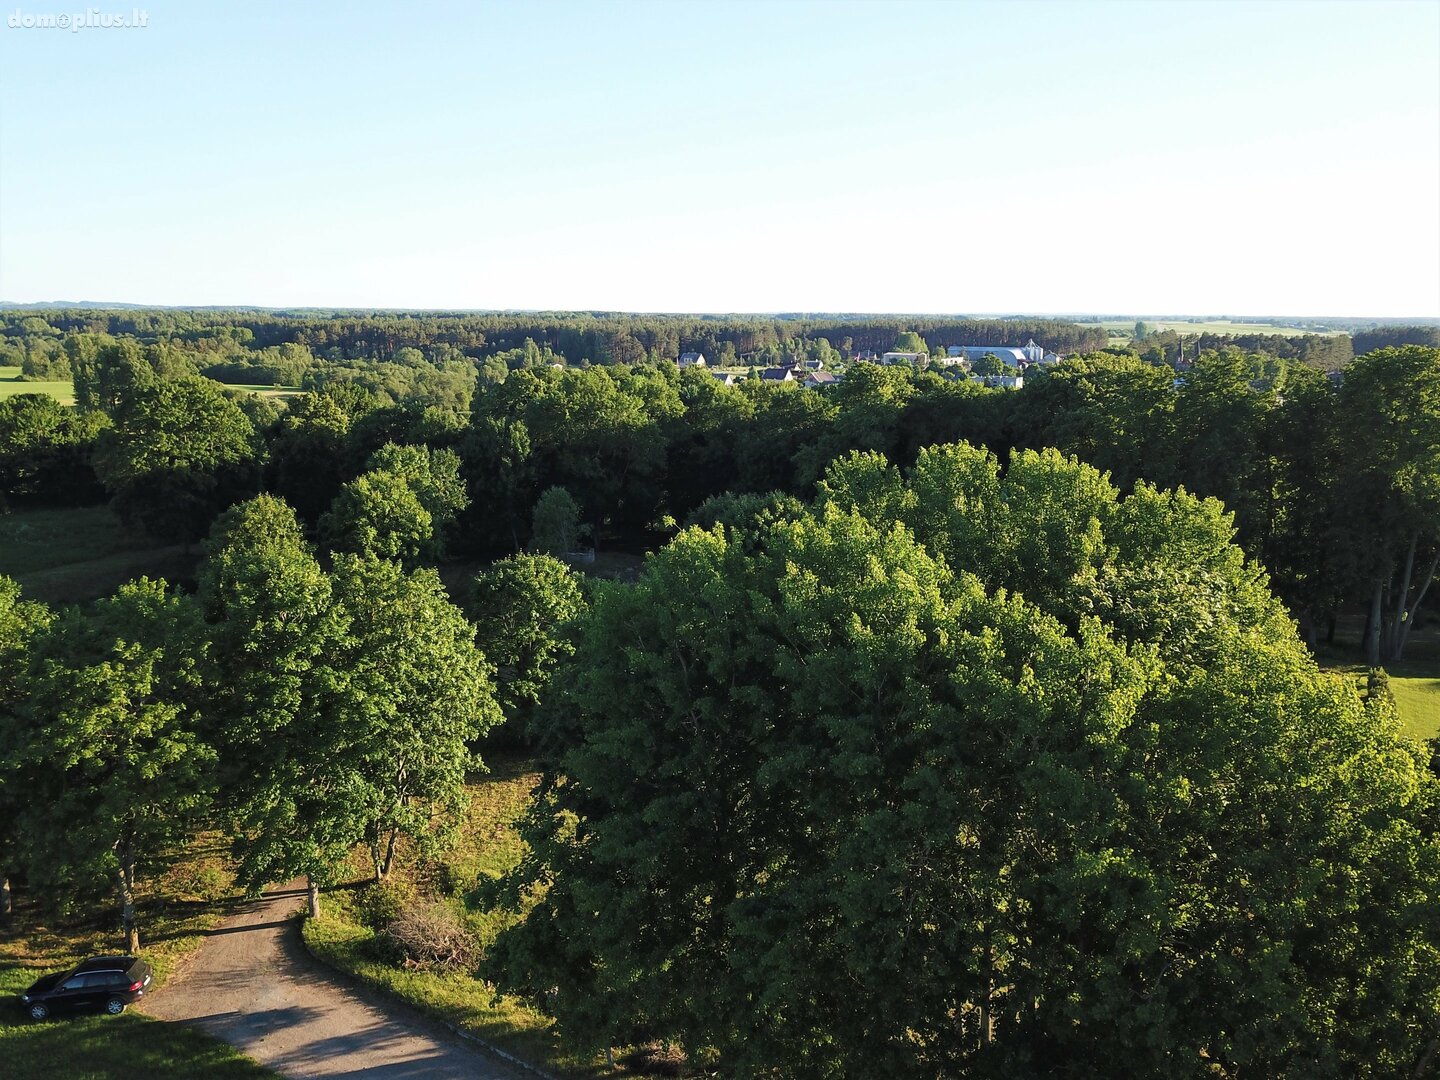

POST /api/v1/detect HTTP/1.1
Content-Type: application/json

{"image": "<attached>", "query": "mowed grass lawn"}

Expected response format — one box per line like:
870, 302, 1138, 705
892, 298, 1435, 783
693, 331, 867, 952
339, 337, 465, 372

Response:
1389, 670, 1440, 742
0, 837, 277, 1080
0, 506, 197, 604
0, 365, 74, 406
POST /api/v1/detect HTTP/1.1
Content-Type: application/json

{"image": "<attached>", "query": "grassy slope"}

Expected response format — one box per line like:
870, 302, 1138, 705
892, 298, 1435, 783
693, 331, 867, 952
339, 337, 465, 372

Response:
302, 758, 611, 1077
0, 838, 276, 1080
0, 506, 195, 605
0, 365, 75, 406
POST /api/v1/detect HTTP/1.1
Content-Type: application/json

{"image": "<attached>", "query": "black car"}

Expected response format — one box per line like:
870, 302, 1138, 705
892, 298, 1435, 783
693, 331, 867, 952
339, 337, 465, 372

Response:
19, 955, 152, 1020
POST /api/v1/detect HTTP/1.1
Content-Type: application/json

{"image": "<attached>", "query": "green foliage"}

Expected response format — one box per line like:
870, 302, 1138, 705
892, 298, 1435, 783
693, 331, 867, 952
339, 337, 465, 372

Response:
0, 393, 107, 505
330, 554, 503, 880
200, 500, 502, 893
1, 578, 212, 948
467, 554, 588, 743
197, 495, 353, 892
530, 486, 583, 555
298, 763, 600, 1074
318, 443, 469, 566
969, 351, 1006, 376
486, 444, 1440, 1076
93, 377, 260, 543
320, 469, 435, 566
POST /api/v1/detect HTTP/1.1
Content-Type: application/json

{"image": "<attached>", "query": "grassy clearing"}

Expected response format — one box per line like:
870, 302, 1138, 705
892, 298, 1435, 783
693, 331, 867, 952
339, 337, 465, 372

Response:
302, 757, 615, 1077
1314, 624, 1440, 743
0, 365, 74, 406
218, 383, 304, 402
1391, 676, 1440, 741
0, 837, 276, 1080
0, 506, 194, 605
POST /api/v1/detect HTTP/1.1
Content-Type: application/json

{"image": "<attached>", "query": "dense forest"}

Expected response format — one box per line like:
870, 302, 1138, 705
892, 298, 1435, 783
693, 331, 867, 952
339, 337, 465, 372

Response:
2, 309, 1439, 1075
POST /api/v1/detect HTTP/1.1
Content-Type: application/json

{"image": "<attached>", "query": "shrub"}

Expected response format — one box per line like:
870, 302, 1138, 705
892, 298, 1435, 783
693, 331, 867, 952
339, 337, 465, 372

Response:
354, 879, 415, 931
382, 901, 477, 970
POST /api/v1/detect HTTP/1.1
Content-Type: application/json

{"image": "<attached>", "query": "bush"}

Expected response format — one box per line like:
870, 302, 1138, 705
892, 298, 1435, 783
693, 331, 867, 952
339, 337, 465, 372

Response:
381, 901, 477, 970
1366, 666, 1395, 707
354, 879, 415, 931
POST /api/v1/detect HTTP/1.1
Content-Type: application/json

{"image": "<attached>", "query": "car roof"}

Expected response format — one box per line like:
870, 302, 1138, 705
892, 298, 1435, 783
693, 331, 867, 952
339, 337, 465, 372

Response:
74, 955, 140, 973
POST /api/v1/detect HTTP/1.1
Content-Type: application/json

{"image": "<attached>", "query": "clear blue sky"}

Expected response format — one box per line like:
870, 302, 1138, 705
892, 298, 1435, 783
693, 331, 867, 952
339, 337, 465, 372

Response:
2, 0, 1437, 315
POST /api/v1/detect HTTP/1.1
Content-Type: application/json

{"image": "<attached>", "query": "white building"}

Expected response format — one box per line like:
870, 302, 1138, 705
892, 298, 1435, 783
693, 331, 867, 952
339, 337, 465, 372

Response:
678, 352, 707, 368
880, 351, 927, 365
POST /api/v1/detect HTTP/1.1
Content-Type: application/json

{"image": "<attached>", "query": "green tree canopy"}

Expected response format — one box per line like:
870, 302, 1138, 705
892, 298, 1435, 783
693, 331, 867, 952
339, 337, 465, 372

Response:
467, 554, 588, 744
197, 495, 352, 915
330, 555, 502, 880
319, 469, 435, 567
531, 486, 584, 556
486, 443, 1440, 1077
893, 330, 927, 354
92, 376, 260, 542
1, 579, 210, 950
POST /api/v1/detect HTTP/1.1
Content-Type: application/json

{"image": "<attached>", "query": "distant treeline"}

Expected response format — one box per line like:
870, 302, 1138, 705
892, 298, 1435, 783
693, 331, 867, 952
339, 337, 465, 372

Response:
1135, 329, 1355, 371
1, 310, 1108, 368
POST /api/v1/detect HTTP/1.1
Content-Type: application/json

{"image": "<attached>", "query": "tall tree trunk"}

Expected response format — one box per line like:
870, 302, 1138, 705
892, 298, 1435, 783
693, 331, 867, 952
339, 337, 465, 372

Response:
1325, 612, 1337, 645
1388, 533, 1419, 658
306, 874, 321, 919
1395, 549, 1440, 662
1, 873, 11, 920
116, 857, 139, 953
1365, 580, 1384, 667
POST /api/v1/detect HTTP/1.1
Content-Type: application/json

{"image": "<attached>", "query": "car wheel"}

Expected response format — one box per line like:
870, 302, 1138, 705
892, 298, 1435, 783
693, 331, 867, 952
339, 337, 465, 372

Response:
105, 997, 126, 1015
28, 1002, 49, 1021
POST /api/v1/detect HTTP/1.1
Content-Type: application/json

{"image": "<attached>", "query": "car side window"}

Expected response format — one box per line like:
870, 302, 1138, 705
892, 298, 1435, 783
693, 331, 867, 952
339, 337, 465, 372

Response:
60, 976, 87, 990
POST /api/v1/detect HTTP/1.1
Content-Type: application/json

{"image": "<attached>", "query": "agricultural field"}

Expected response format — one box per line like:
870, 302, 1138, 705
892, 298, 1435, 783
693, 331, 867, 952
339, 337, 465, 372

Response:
0, 506, 194, 604
0, 366, 74, 406
1098, 320, 1349, 338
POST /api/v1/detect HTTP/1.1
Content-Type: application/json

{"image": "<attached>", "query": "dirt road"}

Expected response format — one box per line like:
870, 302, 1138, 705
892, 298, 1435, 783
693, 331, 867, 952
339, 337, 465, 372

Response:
141, 882, 524, 1079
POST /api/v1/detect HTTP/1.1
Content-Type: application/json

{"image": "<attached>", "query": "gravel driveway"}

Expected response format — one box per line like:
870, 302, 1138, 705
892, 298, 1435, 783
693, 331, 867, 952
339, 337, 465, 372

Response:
141, 881, 525, 1079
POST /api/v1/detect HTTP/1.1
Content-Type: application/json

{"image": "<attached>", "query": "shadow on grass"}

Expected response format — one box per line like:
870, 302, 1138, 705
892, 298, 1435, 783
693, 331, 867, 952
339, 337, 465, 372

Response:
0, 1010, 276, 1079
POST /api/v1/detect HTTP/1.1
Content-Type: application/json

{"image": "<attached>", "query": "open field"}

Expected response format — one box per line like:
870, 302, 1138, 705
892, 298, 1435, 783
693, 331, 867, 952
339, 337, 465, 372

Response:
0, 837, 277, 1080
302, 758, 615, 1076
0, 506, 195, 604
0, 366, 74, 406
218, 382, 304, 402
1098, 320, 1349, 338
1391, 676, 1440, 741
0, 368, 302, 409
